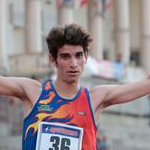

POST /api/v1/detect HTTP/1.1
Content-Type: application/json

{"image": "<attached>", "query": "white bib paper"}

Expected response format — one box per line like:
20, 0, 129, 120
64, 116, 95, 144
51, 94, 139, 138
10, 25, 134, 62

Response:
36, 122, 83, 150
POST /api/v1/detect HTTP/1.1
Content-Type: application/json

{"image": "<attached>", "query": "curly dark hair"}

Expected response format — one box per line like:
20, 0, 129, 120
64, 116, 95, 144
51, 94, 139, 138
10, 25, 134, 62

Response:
46, 23, 93, 59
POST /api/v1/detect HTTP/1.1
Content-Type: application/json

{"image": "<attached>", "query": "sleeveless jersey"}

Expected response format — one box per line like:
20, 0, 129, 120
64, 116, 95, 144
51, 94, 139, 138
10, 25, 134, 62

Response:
22, 80, 97, 150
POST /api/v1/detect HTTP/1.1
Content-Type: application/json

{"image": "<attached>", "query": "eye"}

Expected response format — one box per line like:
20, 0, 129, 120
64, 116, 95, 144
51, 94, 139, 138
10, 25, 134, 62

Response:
75, 52, 84, 59
60, 54, 70, 60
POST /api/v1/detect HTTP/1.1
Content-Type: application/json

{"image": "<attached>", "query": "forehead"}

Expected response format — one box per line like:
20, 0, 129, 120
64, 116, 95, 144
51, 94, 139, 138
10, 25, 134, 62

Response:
58, 45, 84, 54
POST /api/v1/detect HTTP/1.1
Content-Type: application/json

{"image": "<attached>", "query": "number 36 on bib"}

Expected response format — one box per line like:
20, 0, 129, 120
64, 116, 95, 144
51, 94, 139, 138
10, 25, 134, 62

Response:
36, 122, 83, 150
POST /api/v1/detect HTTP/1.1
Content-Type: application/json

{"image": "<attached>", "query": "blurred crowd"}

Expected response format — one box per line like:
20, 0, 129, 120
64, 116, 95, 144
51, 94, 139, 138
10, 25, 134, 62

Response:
97, 133, 109, 150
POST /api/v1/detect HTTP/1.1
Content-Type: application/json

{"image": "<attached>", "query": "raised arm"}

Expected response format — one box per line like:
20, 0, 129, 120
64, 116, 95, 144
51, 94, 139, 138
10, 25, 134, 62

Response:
90, 75, 150, 109
0, 76, 41, 100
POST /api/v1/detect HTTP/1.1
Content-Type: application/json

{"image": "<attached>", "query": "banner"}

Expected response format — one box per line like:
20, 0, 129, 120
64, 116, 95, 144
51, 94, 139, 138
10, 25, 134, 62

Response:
56, 0, 89, 8
103, 0, 112, 12
56, 0, 63, 7
92, 0, 112, 16
92, 0, 104, 16
80, 0, 89, 7
56, 0, 73, 7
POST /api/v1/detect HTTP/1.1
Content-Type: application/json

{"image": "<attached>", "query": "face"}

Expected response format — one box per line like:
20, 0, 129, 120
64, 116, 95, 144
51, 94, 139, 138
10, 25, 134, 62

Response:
51, 45, 87, 84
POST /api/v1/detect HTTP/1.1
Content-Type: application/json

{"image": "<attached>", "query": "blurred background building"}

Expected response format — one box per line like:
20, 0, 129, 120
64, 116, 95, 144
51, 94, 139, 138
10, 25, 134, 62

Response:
0, 0, 150, 150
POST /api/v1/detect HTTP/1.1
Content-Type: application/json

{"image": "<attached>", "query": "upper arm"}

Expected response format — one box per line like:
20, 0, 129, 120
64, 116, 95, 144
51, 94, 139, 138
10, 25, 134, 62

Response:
91, 79, 150, 109
0, 76, 24, 97
0, 76, 41, 99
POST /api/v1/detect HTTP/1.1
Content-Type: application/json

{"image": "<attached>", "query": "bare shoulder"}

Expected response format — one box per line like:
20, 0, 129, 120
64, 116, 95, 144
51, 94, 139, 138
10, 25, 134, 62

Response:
16, 77, 42, 99
12, 77, 42, 116
89, 84, 120, 109
88, 85, 112, 121
18, 77, 41, 88
8, 76, 41, 91
89, 85, 108, 110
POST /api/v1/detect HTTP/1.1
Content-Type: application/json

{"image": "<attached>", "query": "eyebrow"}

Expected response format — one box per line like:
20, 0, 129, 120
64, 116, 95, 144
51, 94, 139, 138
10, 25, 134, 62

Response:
75, 51, 84, 55
59, 51, 84, 56
59, 53, 70, 56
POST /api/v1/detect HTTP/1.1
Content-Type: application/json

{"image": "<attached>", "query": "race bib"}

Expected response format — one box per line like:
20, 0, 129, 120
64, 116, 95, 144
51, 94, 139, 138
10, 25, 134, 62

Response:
36, 122, 84, 150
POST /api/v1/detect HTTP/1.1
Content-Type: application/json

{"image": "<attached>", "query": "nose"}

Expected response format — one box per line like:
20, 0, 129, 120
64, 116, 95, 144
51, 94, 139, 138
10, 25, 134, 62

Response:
69, 57, 77, 68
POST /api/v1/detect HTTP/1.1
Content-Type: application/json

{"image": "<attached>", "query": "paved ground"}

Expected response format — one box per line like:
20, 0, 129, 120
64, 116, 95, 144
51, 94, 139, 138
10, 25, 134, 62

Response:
99, 113, 150, 150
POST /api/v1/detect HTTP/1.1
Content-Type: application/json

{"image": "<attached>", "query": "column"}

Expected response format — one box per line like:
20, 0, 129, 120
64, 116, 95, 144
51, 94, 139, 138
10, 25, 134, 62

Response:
0, 0, 9, 73
57, 2, 74, 26
140, 0, 150, 72
88, 0, 104, 61
25, 0, 42, 53
114, 0, 130, 64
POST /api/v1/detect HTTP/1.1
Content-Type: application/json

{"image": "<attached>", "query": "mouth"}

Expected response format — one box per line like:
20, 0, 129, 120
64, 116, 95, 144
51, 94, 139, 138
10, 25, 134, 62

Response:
67, 71, 79, 76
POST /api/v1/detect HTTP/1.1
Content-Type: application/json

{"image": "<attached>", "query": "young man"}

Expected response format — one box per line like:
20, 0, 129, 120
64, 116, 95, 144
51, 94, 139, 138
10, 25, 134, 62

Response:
0, 24, 150, 150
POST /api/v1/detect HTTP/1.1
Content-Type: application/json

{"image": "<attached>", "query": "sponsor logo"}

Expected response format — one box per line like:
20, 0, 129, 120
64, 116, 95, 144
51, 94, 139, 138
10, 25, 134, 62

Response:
38, 105, 53, 112
50, 127, 78, 137
77, 111, 86, 116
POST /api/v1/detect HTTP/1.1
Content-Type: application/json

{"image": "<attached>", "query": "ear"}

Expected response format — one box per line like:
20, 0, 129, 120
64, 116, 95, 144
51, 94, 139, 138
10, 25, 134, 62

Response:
49, 54, 57, 67
84, 52, 88, 63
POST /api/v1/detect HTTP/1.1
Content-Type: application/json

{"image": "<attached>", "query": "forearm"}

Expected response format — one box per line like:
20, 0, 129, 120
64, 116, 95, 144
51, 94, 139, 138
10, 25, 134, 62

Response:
120, 79, 150, 102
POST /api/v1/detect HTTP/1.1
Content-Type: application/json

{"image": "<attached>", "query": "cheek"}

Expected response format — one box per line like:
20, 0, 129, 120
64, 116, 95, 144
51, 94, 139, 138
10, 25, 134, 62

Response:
57, 60, 68, 69
78, 61, 85, 71
79, 59, 86, 66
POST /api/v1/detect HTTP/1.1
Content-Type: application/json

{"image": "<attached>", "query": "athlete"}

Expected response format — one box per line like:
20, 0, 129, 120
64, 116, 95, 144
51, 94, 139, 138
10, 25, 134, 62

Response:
0, 24, 150, 150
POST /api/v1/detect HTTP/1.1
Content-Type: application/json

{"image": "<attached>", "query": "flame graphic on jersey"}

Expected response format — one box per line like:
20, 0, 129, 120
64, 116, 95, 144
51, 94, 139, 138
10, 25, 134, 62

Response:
24, 113, 52, 139
39, 91, 55, 104
24, 102, 74, 140
45, 81, 51, 90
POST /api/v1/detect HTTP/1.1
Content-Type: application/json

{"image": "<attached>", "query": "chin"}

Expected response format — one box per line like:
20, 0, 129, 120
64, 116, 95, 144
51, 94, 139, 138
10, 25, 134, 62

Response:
66, 78, 79, 84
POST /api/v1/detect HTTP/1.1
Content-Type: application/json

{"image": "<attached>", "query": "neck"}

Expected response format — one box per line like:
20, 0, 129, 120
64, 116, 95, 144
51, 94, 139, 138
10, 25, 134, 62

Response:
53, 78, 80, 97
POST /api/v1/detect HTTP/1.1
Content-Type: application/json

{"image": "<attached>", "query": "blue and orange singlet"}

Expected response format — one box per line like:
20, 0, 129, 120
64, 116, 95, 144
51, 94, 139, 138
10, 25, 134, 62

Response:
22, 80, 97, 150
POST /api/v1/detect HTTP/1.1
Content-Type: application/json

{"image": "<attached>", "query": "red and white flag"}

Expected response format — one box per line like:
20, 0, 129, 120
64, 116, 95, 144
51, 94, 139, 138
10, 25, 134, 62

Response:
56, 0, 74, 7
56, 0, 89, 8
104, 0, 112, 12
56, 0, 63, 7
74, 0, 89, 9
80, 0, 89, 6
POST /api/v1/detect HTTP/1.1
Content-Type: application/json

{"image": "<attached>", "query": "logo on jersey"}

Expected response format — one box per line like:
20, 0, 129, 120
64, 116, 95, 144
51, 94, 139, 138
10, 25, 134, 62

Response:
77, 111, 86, 116
38, 105, 53, 112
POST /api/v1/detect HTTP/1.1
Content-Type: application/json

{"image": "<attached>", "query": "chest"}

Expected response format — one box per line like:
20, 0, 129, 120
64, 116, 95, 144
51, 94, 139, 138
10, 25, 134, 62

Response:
35, 96, 91, 128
